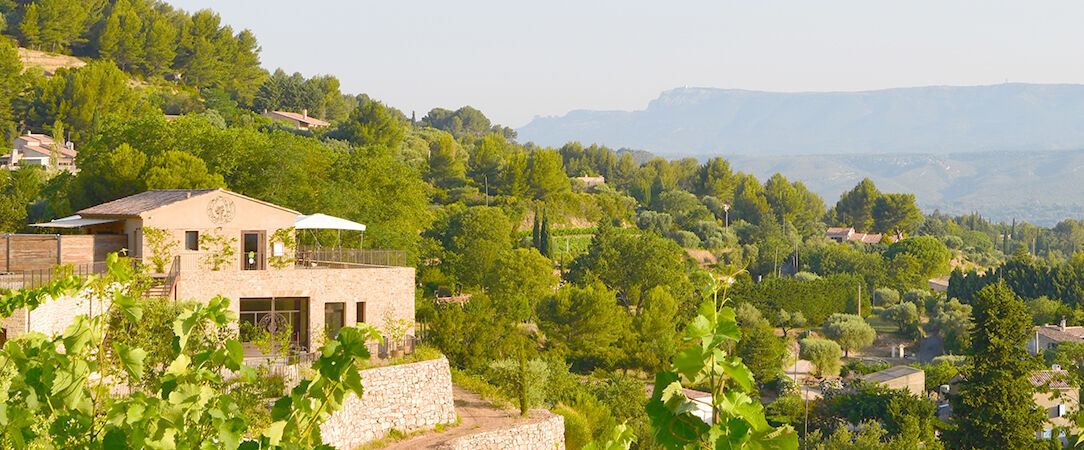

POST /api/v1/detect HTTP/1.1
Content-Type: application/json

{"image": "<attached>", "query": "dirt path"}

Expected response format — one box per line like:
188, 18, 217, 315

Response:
385, 385, 541, 449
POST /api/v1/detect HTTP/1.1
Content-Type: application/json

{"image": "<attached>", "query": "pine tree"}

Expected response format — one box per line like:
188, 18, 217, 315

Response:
20, 4, 41, 50
141, 11, 176, 77
945, 282, 1043, 448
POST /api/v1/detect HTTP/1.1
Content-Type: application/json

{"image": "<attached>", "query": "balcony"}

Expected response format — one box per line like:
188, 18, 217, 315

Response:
295, 247, 407, 268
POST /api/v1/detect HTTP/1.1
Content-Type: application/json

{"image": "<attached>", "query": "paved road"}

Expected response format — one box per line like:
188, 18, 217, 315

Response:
917, 334, 944, 363
386, 385, 539, 449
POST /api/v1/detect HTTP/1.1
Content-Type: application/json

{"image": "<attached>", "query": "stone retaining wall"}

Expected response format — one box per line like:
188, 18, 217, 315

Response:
321, 357, 457, 448
439, 412, 565, 450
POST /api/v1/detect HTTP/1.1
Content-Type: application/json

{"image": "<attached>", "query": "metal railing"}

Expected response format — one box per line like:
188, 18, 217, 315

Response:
0, 259, 141, 290
295, 246, 407, 268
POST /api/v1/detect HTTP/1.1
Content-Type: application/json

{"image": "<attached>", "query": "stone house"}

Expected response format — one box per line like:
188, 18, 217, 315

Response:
2, 133, 76, 170
1030, 369, 1078, 440
9, 188, 413, 354
1028, 321, 1084, 355
825, 227, 888, 244
261, 109, 331, 130
859, 365, 925, 396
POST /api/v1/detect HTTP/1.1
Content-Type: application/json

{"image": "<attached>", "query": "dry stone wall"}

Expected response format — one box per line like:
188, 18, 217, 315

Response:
439, 412, 565, 450
321, 357, 457, 448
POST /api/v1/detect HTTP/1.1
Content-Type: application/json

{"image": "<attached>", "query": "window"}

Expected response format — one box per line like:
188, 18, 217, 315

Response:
185, 231, 199, 250
356, 302, 366, 324
325, 302, 345, 338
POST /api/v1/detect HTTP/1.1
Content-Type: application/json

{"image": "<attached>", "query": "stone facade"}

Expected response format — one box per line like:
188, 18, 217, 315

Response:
321, 357, 457, 448
439, 412, 565, 450
1, 291, 110, 340
176, 265, 415, 347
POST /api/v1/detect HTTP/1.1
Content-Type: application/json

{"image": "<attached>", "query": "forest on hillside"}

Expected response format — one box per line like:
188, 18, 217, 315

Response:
1, 1, 1084, 448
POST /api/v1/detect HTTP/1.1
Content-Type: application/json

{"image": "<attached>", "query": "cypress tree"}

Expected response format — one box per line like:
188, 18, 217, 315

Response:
540, 211, 551, 258
944, 282, 1043, 448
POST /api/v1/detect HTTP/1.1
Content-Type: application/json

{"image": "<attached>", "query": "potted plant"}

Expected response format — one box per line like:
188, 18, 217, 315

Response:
382, 314, 413, 358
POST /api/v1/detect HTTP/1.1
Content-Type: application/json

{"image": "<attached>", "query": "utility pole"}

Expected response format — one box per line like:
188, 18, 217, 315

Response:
857, 283, 862, 316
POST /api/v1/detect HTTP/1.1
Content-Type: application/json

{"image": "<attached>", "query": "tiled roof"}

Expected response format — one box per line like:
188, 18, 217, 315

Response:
78, 189, 219, 217
826, 227, 852, 237
266, 111, 330, 127
1029, 370, 1074, 390
1034, 325, 1084, 343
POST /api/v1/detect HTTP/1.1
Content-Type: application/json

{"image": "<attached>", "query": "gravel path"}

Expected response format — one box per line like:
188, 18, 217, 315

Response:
385, 385, 542, 449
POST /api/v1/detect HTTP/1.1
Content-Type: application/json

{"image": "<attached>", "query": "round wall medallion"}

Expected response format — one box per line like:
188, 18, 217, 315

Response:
207, 196, 236, 225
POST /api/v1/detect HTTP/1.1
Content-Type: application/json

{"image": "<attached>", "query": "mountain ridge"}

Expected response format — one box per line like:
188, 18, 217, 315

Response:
518, 83, 1084, 157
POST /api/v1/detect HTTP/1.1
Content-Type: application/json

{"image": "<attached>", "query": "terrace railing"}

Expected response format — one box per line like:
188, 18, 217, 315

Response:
295, 246, 407, 268
0, 258, 142, 290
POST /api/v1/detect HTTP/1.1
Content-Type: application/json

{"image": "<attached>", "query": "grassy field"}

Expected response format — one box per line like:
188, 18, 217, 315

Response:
865, 310, 899, 334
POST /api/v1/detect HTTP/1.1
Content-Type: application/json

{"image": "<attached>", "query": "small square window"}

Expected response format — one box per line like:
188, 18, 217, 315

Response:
185, 231, 199, 250
356, 302, 366, 324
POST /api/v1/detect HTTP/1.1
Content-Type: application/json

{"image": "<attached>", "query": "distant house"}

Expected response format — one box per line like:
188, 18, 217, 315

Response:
825, 227, 893, 244
938, 369, 1078, 440
1, 133, 76, 170
574, 176, 605, 187
860, 365, 925, 396
1030, 369, 1077, 439
262, 109, 330, 130
1028, 321, 1084, 355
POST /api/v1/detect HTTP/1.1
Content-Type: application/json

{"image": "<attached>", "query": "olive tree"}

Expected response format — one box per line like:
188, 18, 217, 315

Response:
800, 338, 842, 377
822, 313, 876, 357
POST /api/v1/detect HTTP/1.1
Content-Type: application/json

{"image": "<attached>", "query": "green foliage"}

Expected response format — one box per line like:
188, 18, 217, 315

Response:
0, 253, 377, 447
482, 247, 556, 321
631, 286, 680, 372
872, 192, 922, 236
537, 283, 631, 371
800, 338, 842, 377
834, 178, 881, 232
883, 302, 919, 334
485, 357, 548, 411
822, 314, 876, 357
432, 206, 513, 288
198, 229, 237, 271
812, 380, 939, 443
268, 227, 297, 269
143, 150, 227, 189
142, 226, 176, 273
646, 275, 798, 449
566, 222, 688, 311
842, 360, 891, 377
732, 273, 868, 325
428, 294, 517, 372
929, 298, 972, 354
738, 319, 787, 386
884, 236, 952, 281
874, 287, 900, 306
944, 282, 1045, 449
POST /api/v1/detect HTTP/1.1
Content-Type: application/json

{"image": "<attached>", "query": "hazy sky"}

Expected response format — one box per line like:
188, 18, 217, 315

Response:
168, 0, 1084, 127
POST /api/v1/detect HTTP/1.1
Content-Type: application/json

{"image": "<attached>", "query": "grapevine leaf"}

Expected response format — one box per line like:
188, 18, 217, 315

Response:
114, 342, 147, 380
263, 420, 287, 446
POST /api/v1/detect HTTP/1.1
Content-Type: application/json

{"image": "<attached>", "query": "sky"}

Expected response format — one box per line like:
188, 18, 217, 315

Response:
167, 0, 1084, 128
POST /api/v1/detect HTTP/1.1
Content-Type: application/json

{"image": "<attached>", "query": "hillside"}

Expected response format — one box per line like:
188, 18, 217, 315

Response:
518, 84, 1084, 157
727, 149, 1084, 225
18, 47, 86, 75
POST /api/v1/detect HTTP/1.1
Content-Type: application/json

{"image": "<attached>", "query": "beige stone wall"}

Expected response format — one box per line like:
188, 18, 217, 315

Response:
439, 412, 565, 450
137, 191, 297, 270
880, 372, 925, 397
1035, 388, 1078, 430
2, 292, 111, 339
321, 357, 457, 448
175, 266, 415, 347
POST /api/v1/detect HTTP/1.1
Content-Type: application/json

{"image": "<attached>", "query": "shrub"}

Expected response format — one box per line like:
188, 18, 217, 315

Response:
668, 230, 701, 248
883, 302, 920, 333
874, 287, 900, 306
636, 210, 672, 235
800, 338, 842, 377
943, 235, 963, 249
842, 359, 892, 377
486, 357, 549, 410
902, 289, 929, 306
794, 271, 821, 281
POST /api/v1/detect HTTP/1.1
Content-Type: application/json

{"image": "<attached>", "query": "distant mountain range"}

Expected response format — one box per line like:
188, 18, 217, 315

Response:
518, 84, 1084, 157
727, 150, 1084, 225
519, 84, 1084, 224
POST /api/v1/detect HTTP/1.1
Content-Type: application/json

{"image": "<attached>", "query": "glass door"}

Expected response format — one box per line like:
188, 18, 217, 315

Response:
242, 231, 266, 270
